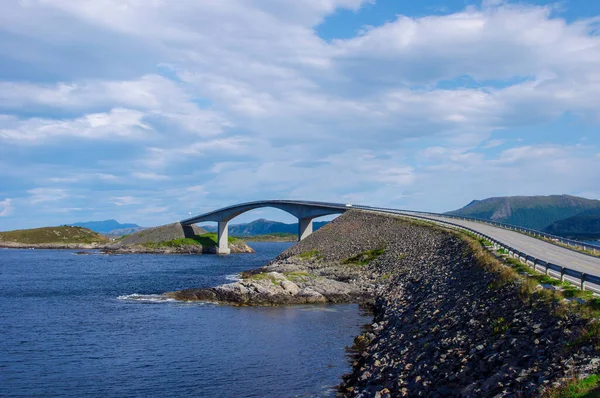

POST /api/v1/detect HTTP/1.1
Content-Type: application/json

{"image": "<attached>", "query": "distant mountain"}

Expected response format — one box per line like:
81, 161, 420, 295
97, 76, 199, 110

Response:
544, 208, 600, 239
103, 227, 148, 237
70, 220, 142, 234
202, 218, 329, 236
447, 195, 600, 231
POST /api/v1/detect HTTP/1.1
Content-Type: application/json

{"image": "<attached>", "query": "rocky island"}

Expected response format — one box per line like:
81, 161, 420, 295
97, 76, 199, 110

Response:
0, 222, 254, 254
167, 210, 600, 397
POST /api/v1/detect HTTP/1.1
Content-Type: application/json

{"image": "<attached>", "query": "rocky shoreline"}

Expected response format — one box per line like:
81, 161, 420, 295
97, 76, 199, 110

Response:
0, 241, 105, 250
0, 240, 254, 254
167, 210, 600, 396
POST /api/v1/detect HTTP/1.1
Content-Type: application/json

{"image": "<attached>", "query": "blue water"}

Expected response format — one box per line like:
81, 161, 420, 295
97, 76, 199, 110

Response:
0, 243, 370, 397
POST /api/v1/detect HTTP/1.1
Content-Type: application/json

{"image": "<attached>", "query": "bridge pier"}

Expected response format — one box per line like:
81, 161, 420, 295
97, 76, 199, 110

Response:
298, 217, 313, 241
217, 220, 230, 255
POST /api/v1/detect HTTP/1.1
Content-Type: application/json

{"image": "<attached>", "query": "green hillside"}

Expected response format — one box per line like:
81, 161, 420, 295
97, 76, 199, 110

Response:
544, 208, 600, 239
0, 226, 109, 244
447, 195, 600, 231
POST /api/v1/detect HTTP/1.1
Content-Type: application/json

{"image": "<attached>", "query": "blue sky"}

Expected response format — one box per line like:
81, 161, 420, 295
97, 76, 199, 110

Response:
1, 0, 600, 230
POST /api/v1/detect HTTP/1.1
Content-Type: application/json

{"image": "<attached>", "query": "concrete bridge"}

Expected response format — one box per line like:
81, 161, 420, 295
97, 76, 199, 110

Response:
181, 200, 351, 254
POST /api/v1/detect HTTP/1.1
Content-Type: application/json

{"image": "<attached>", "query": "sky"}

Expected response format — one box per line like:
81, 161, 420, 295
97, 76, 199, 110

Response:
1, 0, 600, 230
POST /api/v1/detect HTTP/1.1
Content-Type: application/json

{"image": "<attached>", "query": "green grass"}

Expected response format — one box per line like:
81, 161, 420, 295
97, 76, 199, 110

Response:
0, 226, 108, 244
543, 374, 600, 397
490, 317, 509, 335
284, 271, 314, 281
239, 233, 297, 242
245, 272, 280, 285
298, 250, 322, 260
343, 248, 386, 266
142, 233, 241, 248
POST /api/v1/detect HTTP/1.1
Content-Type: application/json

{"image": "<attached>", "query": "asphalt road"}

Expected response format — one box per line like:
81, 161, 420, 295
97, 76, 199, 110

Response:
389, 211, 600, 291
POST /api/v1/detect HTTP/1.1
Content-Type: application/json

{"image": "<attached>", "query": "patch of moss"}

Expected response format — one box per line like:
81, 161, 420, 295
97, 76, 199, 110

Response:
343, 248, 386, 266
283, 271, 314, 281
246, 272, 279, 285
298, 250, 322, 260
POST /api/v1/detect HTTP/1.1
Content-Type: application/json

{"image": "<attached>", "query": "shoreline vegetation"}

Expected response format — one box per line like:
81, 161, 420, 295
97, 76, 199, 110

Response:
166, 210, 600, 397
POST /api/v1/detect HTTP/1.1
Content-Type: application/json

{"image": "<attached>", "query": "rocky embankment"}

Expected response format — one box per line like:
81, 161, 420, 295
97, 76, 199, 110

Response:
167, 210, 600, 396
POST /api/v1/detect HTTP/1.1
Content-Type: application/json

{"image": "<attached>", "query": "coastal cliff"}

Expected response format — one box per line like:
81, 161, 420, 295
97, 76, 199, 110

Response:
167, 210, 600, 396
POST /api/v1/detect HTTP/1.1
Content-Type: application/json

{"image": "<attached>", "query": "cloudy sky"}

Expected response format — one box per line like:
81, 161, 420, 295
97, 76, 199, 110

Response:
1, 0, 600, 229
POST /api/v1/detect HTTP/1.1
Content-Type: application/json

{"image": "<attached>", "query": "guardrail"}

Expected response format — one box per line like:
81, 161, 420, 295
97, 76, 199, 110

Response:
353, 205, 600, 254
355, 206, 600, 293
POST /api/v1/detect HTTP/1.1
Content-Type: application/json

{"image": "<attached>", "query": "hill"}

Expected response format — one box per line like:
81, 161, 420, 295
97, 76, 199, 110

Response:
70, 219, 141, 234
0, 226, 108, 245
202, 218, 329, 236
544, 208, 600, 239
115, 222, 253, 254
118, 223, 207, 246
447, 195, 600, 230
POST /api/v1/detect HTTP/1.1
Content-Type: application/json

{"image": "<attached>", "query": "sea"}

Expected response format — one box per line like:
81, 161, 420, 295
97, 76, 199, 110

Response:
0, 243, 370, 397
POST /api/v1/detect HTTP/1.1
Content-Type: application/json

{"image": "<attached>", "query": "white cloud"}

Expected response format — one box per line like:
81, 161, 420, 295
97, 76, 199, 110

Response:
0, 198, 13, 216
132, 172, 170, 181
28, 188, 68, 204
110, 196, 141, 206
0, 108, 150, 143
0, 75, 232, 137
482, 139, 505, 149
0, 1, 599, 227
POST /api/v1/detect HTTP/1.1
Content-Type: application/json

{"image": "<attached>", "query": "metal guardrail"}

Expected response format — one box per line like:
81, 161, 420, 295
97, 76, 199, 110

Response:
353, 205, 600, 253
355, 206, 600, 293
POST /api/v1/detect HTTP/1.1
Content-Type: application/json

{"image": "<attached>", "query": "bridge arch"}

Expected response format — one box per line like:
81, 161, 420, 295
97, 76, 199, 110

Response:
181, 200, 350, 254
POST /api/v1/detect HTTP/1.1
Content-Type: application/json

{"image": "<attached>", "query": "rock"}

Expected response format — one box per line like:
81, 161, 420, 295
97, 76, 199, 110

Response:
280, 280, 300, 295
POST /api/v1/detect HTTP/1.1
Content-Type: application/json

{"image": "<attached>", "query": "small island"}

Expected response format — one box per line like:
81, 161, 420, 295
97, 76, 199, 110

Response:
0, 222, 254, 254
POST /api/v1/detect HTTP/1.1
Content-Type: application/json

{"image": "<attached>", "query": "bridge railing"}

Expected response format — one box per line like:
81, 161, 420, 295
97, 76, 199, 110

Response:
354, 205, 600, 293
353, 205, 600, 253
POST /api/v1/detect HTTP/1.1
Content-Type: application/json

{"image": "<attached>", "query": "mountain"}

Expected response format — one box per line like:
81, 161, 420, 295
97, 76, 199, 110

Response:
202, 218, 330, 236
70, 220, 143, 235
103, 227, 148, 238
447, 195, 600, 231
544, 208, 600, 239
0, 226, 108, 245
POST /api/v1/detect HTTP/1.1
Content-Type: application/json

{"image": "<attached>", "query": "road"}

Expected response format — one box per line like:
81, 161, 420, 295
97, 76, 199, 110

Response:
382, 210, 600, 290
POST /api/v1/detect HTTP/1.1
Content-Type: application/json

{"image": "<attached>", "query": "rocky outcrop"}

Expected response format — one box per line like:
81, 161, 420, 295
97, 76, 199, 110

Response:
117, 223, 206, 246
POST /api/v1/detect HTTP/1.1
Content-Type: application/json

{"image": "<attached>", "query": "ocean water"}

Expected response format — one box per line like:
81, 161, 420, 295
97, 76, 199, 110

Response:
0, 243, 370, 397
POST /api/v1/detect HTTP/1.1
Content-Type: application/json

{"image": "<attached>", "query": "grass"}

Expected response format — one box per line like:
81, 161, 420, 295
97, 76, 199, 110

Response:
343, 248, 386, 266
0, 226, 108, 244
143, 233, 242, 248
284, 271, 314, 281
245, 272, 280, 285
298, 250, 323, 260
490, 317, 510, 335
239, 233, 297, 242
543, 374, 600, 397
